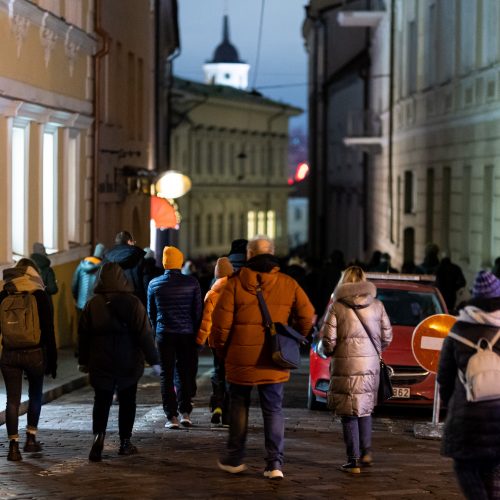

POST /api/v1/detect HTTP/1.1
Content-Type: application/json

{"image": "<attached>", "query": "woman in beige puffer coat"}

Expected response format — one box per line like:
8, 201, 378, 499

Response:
321, 266, 392, 474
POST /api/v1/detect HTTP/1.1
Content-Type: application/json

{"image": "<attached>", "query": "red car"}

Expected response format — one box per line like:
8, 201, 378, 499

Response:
307, 273, 448, 409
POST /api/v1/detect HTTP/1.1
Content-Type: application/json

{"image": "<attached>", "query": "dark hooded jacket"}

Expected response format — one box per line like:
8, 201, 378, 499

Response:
30, 252, 58, 296
103, 244, 146, 305
71, 256, 102, 310
78, 262, 159, 391
437, 297, 500, 460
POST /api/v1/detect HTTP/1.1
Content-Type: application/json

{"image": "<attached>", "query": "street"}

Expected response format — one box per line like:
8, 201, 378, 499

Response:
0, 356, 461, 499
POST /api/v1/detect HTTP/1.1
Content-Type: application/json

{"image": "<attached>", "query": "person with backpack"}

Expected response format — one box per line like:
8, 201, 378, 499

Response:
78, 262, 160, 462
437, 269, 500, 499
0, 259, 57, 461
30, 242, 58, 316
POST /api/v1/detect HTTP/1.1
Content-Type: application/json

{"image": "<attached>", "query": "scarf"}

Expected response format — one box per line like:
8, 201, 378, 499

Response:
3, 266, 45, 294
456, 305, 500, 328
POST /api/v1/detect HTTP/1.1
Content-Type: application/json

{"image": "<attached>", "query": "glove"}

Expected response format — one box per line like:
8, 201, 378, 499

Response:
78, 365, 89, 374
152, 364, 162, 377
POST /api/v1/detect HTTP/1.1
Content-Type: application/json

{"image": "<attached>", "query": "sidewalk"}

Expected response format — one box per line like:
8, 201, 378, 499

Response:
0, 348, 89, 426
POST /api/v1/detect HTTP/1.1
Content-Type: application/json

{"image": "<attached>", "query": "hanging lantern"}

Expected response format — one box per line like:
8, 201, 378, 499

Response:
155, 170, 192, 199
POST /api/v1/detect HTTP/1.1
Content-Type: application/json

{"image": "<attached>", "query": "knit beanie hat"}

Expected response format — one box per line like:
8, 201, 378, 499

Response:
229, 239, 248, 256
215, 257, 233, 279
32, 242, 47, 255
471, 270, 500, 299
162, 246, 184, 270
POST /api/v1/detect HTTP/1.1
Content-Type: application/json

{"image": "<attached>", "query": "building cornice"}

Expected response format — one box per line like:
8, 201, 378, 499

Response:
0, 0, 97, 55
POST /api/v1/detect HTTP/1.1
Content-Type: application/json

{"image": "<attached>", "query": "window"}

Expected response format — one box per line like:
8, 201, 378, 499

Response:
266, 210, 276, 239
127, 52, 136, 140
404, 171, 414, 213
217, 213, 224, 242
229, 143, 235, 176
207, 141, 213, 175
257, 210, 265, 234
43, 129, 58, 251
219, 142, 225, 174
425, 168, 435, 244
67, 132, 79, 243
64, 0, 82, 29
194, 214, 201, 247
228, 213, 235, 240
250, 145, 256, 175
461, 166, 471, 260
137, 58, 144, 141
407, 20, 417, 94
206, 214, 213, 246
425, 3, 436, 88
441, 167, 451, 255
247, 211, 256, 239
194, 140, 201, 175
460, 0, 476, 74
482, 165, 494, 266
11, 125, 27, 256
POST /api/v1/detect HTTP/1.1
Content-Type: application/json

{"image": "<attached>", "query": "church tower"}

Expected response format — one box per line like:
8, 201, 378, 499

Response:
203, 15, 250, 89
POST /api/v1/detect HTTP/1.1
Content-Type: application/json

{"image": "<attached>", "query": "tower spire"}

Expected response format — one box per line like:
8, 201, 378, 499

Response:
222, 15, 230, 42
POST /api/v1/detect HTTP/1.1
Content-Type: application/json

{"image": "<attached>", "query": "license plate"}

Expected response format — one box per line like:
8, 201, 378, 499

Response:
392, 387, 410, 398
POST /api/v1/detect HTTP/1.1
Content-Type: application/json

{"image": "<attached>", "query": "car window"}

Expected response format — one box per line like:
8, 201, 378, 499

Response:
376, 289, 444, 326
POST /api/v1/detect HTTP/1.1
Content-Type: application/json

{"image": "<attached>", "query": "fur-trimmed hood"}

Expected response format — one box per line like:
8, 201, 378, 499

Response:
333, 281, 376, 308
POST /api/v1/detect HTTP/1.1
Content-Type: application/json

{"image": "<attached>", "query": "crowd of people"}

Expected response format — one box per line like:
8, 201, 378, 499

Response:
0, 235, 499, 498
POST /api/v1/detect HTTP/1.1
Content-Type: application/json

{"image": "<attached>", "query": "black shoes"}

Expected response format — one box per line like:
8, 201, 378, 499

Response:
360, 452, 373, 467
89, 433, 105, 462
118, 438, 138, 456
24, 432, 42, 453
211, 407, 222, 425
7, 440, 22, 462
340, 459, 361, 474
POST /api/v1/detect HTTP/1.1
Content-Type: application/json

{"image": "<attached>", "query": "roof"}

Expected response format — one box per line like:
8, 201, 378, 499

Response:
172, 77, 302, 114
207, 15, 244, 63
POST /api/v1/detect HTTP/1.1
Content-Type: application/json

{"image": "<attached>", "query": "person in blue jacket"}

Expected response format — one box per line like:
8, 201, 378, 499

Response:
147, 246, 202, 429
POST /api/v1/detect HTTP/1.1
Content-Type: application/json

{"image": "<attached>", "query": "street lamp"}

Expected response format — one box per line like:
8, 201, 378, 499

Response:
155, 170, 192, 199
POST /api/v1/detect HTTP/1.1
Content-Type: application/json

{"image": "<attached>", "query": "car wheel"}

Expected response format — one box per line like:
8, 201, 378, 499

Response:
307, 376, 324, 410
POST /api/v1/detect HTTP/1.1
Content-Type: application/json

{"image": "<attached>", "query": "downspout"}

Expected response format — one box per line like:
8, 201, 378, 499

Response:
388, 0, 395, 243
93, 0, 110, 247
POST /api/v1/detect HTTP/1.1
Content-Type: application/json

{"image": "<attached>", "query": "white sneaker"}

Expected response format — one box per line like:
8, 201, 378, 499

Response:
165, 416, 180, 429
263, 469, 284, 480
180, 413, 192, 427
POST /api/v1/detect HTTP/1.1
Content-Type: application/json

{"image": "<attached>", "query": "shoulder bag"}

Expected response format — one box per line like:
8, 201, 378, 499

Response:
342, 301, 393, 403
256, 275, 308, 369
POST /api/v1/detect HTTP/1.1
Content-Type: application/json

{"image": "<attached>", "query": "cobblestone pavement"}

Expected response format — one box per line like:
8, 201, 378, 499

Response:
0, 359, 462, 499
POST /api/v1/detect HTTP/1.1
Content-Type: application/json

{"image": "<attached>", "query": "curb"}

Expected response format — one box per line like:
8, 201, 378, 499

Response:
0, 374, 89, 427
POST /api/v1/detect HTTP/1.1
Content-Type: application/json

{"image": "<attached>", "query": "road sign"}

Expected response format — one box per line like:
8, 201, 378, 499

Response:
411, 314, 457, 374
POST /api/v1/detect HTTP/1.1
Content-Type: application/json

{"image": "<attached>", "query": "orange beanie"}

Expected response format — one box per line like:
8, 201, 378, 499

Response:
162, 246, 184, 270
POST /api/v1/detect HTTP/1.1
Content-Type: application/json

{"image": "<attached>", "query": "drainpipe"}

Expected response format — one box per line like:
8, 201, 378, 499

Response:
93, 0, 110, 247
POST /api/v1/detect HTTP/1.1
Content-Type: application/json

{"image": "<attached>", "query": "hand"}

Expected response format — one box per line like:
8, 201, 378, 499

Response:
152, 364, 162, 377
78, 365, 89, 373
196, 343, 204, 353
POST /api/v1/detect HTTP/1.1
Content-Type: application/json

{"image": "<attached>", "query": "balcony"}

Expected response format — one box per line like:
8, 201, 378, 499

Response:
343, 110, 386, 153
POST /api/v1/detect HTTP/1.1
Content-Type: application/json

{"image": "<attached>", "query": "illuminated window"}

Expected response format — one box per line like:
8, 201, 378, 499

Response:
67, 133, 79, 242
228, 213, 235, 240
11, 125, 27, 256
247, 211, 256, 239
43, 129, 58, 251
257, 210, 265, 234
217, 213, 224, 242
267, 210, 276, 239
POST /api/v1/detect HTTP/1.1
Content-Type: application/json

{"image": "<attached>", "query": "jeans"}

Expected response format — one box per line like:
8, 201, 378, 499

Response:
210, 348, 228, 413
92, 384, 138, 440
157, 333, 198, 419
453, 459, 500, 500
341, 415, 372, 461
0, 348, 45, 438
225, 383, 284, 469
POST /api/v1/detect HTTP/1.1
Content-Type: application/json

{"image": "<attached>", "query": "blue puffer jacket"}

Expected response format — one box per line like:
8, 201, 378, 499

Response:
72, 256, 102, 310
147, 269, 202, 340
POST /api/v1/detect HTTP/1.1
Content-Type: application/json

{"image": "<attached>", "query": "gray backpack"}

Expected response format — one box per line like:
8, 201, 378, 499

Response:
0, 292, 41, 349
447, 330, 500, 403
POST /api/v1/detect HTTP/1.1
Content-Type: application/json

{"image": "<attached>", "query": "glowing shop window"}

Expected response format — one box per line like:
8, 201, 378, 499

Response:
11, 126, 26, 256
43, 131, 57, 251
247, 211, 256, 239
257, 210, 265, 234
266, 210, 276, 239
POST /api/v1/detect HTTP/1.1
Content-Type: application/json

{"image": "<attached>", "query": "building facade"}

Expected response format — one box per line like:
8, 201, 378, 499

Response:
170, 78, 300, 258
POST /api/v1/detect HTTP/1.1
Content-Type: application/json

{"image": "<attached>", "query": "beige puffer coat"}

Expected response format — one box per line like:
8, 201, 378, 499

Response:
321, 281, 392, 417
211, 258, 314, 385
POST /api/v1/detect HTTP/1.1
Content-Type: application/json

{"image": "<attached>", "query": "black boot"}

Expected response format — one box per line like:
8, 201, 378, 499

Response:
118, 438, 138, 456
7, 440, 22, 461
24, 432, 42, 452
89, 433, 105, 462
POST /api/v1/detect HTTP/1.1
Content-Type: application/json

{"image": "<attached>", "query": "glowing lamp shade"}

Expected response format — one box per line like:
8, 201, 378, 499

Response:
155, 170, 192, 199
294, 162, 310, 182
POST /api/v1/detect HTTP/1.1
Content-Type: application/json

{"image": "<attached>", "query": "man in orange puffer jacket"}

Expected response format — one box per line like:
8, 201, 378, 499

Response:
212, 236, 314, 480
196, 257, 234, 425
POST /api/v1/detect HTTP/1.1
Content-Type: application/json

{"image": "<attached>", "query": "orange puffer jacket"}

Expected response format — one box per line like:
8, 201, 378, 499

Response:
196, 277, 228, 348
211, 265, 314, 385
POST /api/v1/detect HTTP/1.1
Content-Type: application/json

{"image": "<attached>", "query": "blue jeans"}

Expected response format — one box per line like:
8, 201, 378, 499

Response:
341, 415, 372, 461
0, 348, 45, 438
453, 459, 500, 500
225, 383, 284, 469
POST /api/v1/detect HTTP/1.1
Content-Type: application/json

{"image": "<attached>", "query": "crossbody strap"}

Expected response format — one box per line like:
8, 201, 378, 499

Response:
255, 275, 275, 337
448, 329, 500, 351
339, 299, 381, 359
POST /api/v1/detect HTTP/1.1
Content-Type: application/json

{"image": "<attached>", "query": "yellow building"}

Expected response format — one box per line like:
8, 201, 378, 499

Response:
0, 0, 179, 347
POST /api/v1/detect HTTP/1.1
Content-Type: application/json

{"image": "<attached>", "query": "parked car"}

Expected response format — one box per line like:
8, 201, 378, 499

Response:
307, 273, 448, 410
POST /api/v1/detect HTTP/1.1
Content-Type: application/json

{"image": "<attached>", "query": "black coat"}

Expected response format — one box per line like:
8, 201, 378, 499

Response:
104, 244, 146, 305
78, 263, 159, 391
147, 269, 202, 340
437, 303, 500, 460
